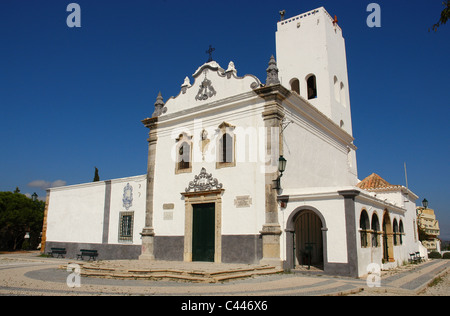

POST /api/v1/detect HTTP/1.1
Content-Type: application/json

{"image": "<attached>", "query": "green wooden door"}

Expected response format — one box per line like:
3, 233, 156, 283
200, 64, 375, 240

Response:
192, 203, 215, 262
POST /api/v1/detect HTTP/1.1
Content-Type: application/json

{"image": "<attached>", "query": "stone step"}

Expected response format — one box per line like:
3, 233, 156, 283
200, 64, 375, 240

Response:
73, 263, 283, 283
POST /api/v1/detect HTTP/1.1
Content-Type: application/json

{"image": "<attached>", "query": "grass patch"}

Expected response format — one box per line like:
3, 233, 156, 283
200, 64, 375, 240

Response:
428, 275, 444, 288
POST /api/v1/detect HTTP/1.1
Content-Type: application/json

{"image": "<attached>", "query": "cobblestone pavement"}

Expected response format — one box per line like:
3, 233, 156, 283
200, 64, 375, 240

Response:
0, 252, 448, 296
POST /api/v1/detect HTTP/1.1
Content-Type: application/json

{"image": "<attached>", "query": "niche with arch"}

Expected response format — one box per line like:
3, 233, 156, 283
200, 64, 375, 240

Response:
290, 78, 300, 95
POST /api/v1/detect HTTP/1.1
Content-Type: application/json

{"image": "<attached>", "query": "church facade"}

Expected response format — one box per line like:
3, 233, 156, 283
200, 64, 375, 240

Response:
42, 7, 425, 277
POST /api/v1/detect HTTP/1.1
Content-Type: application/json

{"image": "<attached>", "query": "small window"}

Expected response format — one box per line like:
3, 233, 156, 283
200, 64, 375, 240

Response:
216, 122, 236, 169
178, 142, 191, 170
290, 78, 300, 94
175, 133, 192, 174
119, 212, 134, 242
307, 75, 317, 100
220, 133, 233, 163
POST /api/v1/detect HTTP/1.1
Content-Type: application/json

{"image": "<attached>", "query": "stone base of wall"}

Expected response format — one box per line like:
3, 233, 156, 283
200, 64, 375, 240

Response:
45, 234, 262, 264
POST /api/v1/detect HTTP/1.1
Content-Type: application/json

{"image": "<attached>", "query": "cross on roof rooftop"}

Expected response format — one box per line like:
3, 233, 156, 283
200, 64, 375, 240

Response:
206, 45, 215, 62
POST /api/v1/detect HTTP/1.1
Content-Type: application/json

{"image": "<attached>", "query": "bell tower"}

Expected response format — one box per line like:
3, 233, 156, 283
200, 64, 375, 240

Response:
276, 7, 353, 136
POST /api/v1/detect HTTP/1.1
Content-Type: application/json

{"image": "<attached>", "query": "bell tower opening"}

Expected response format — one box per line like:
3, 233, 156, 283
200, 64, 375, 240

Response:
306, 75, 317, 100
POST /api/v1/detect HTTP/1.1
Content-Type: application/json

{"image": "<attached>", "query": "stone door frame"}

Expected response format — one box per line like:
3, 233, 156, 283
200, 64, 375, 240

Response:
181, 189, 224, 263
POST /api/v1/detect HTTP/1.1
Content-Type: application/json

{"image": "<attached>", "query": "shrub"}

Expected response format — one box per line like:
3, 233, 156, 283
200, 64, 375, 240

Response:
428, 251, 442, 259
442, 252, 450, 259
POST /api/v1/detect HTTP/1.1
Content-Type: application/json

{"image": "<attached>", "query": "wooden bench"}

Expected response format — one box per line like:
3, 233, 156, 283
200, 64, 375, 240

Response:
77, 249, 98, 261
48, 248, 67, 258
409, 252, 425, 264
415, 251, 425, 263
409, 253, 418, 264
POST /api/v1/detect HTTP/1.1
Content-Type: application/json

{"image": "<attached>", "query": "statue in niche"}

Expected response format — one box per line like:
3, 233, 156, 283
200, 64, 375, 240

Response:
200, 129, 210, 161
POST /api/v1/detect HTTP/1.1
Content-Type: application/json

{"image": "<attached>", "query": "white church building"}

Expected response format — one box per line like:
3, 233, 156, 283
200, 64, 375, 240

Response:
42, 7, 425, 277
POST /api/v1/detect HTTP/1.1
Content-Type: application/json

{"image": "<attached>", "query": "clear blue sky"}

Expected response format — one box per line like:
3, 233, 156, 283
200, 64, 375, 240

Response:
1, 1, 449, 238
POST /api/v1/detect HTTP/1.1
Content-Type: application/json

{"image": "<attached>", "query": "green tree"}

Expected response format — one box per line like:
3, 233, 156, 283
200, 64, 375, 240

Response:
0, 191, 45, 251
93, 167, 100, 182
431, 1, 450, 31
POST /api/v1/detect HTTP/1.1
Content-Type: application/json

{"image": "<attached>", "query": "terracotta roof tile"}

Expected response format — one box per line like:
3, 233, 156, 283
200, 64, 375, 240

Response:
357, 173, 401, 190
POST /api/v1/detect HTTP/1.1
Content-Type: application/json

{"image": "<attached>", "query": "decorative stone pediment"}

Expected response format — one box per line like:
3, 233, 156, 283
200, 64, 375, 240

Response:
192, 61, 224, 78
195, 77, 217, 101
184, 168, 223, 193
217, 121, 235, 130
156, 61, 261, 117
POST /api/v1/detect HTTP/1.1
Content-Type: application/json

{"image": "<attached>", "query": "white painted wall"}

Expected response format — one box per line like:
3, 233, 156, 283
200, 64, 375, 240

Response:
107, 175, 147, 245
46, 182, 106, 244
280, 190, 349, 264
160, 61, 261, 116
276, 7, 353, 137
281, 98, 358, 189
46, 175, 147, 246
152, 89, 268, 237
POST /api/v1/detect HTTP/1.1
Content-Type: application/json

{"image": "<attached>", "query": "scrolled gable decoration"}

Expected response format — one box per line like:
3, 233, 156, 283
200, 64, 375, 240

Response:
195, 76, 217, 101
185, 168, 223, 193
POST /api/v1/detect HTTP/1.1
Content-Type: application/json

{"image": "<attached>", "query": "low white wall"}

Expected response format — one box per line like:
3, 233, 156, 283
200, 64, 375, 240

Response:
46, 175, 147, 247
46, 182, 106, 244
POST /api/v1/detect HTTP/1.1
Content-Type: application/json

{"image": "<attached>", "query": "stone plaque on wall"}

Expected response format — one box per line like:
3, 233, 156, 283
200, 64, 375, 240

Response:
234, 196, 252, 208
163, 203, 175, 210
163, 211, 174, 221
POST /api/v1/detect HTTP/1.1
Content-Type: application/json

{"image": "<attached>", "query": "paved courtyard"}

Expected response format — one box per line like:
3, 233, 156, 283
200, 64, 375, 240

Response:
0, 251, 448, 297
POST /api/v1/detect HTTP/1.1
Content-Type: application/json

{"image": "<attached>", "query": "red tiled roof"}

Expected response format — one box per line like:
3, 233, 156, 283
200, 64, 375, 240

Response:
357, 173, 401, 190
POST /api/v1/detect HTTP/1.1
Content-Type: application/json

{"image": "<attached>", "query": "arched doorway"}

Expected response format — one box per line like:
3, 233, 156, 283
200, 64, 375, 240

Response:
382, 211, 394, 262
294, 210, 324, 269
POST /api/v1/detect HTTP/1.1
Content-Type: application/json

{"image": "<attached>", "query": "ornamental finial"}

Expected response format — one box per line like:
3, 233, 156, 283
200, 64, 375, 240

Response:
152, 92, 167, 117
266, 55, 280, 85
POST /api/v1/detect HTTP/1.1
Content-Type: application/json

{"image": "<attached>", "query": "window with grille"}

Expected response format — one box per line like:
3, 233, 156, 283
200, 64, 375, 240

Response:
119, 212, 134, 242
